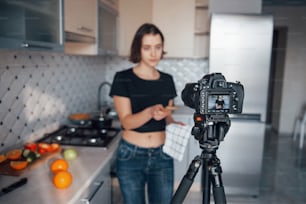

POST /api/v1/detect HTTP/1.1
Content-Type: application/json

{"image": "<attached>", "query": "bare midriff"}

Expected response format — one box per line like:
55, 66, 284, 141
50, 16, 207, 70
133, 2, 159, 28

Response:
122, 130, 166, 148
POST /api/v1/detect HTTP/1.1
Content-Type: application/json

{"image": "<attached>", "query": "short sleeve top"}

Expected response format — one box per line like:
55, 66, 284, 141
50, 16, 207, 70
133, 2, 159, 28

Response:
109, 68, 177, 132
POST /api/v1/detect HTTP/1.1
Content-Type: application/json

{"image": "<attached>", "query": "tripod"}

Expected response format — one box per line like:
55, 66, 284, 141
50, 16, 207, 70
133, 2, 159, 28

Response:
171, 115, 229, 204
171, 147, 226, 204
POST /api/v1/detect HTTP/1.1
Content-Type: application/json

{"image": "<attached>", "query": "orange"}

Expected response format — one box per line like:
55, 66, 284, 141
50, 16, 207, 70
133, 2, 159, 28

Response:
6, 149, 22, 160
0, 154, 7, 163
53, 171, 72, 189
10, 161, 28, 170
50, 159, 69, 173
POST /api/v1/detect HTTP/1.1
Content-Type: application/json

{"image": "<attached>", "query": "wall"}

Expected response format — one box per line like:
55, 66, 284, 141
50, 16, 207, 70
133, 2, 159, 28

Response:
262, 6, 306, 134
0, 50, 208, 152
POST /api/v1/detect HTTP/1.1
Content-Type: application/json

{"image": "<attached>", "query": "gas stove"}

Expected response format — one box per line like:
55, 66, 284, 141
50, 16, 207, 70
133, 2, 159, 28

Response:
37, 126, 121, 148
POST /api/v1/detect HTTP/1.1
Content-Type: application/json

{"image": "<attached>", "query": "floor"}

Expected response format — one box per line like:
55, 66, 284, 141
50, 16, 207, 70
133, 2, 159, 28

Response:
111, 129, 306, 204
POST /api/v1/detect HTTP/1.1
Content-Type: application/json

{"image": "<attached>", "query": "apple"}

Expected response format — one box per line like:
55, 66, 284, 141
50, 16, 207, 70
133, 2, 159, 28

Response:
63, 148, 78, 161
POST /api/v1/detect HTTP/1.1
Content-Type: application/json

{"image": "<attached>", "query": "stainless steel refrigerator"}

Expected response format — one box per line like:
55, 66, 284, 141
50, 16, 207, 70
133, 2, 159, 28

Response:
209, 14, 273, 196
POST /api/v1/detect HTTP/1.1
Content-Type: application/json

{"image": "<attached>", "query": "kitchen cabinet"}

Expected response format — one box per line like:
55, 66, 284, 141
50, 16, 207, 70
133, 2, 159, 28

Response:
98, 1, 118, 55
0, 0, 63, 51
64, 0, 97, 40
118, 0, 210, 58
172, 113, 202, 190
64, 0, 118, 55
64, 0, 98, 55
78, 161, 112, 204
172, 115, 192, 186
216, 120, 265, 196
173, 107, 266, 196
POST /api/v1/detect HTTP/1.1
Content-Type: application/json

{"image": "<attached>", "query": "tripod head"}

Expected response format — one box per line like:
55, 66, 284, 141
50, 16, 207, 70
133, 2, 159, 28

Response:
191, 112, 231, 152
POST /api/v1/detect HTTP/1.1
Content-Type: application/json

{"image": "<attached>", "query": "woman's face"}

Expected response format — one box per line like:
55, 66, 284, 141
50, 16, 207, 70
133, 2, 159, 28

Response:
140, 34, 163, 68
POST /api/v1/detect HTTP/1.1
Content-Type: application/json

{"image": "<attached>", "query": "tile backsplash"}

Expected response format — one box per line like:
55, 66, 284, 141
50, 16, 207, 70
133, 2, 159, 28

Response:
0, 51, 208, 152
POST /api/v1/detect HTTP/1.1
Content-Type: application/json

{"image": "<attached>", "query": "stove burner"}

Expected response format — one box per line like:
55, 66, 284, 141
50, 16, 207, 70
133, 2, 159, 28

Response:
67, 127, 77, 133
99, 129, 107, 134
37, 126, 120, 148
89, 138, 98, 144
54, 135, 63, 141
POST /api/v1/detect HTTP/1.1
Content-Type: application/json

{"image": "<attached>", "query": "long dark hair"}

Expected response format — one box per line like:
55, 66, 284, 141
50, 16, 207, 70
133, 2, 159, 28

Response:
129, 23, 166, 63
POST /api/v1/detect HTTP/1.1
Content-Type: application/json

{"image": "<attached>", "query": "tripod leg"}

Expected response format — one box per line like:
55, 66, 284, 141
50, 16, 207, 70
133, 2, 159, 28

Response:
211, 157, 226, 204
171, 156, 202, 204
202, 159, 211, 204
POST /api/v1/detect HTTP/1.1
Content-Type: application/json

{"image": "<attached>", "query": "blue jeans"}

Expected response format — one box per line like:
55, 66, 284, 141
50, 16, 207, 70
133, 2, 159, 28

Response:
116, 139, 174, 204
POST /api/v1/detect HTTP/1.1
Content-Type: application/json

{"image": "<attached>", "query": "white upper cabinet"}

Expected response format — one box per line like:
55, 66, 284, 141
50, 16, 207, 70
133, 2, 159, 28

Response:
64, 0, 97, 39
64, 0, 118, 55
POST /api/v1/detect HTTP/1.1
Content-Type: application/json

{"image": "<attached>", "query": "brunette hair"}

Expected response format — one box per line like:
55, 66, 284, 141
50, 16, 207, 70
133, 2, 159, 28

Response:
129, 23, 166, 63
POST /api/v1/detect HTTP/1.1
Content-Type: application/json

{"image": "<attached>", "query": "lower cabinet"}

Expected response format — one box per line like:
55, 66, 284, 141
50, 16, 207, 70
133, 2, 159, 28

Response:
172, 115, 195, 186
78, 163, 112, 204
173, 113, 266, 196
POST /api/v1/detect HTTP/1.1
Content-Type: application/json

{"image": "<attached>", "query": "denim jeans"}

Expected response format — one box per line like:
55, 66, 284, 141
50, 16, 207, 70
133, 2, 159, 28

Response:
116, 139, 174, 204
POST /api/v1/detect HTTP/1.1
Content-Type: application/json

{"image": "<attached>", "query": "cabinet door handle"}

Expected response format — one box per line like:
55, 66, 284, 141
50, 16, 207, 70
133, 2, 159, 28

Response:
77, 26, 93, 32
20, 43, 53, 50
21, 43, 29, 48
79, 181, 104, 203
88, 181, 104, 202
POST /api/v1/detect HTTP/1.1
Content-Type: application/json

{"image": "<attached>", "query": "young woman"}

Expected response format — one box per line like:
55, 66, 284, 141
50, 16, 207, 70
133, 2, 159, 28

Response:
109, 23, 183, 204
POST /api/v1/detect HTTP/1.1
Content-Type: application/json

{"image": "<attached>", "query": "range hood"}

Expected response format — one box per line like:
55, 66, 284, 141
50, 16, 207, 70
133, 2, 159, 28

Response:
65, 31, 96, 43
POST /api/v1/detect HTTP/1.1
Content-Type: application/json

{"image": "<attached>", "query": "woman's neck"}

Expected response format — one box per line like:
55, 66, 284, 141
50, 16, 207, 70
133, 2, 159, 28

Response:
133, 64, 160, 80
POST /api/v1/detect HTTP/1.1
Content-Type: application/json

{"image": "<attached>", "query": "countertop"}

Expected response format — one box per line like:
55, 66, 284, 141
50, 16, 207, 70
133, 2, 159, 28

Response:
0, 110, 193, 204
0, 134, 120, 204
172, 105, 194, 116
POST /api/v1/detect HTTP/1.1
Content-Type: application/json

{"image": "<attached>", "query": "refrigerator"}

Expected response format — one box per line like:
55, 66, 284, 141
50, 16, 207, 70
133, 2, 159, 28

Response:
209, 14, 273, 196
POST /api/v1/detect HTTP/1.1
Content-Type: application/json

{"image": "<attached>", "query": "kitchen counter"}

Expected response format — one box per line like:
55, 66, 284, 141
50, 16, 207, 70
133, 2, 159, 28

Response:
172, 105, 194, 116
0, 134, 120, 204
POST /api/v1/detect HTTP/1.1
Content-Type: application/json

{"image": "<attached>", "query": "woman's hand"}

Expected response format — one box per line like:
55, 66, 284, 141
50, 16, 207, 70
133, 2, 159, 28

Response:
150, 104, 170, 121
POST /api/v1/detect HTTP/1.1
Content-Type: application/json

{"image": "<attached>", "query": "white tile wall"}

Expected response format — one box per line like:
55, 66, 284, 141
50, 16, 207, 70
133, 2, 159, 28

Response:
0, 51, 109, 152
0, 50, 208, 152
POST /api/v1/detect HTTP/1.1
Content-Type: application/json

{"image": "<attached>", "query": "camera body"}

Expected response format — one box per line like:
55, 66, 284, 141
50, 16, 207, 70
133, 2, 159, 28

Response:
181, 73, 244, 147
182, 73, 244, 115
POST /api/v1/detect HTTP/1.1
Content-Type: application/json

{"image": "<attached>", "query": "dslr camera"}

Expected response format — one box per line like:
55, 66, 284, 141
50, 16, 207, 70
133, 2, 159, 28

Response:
181, 73, 244, 147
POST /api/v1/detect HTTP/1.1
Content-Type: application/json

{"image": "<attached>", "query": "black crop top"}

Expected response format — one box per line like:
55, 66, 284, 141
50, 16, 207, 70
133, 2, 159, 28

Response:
109, 68, 177, 132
